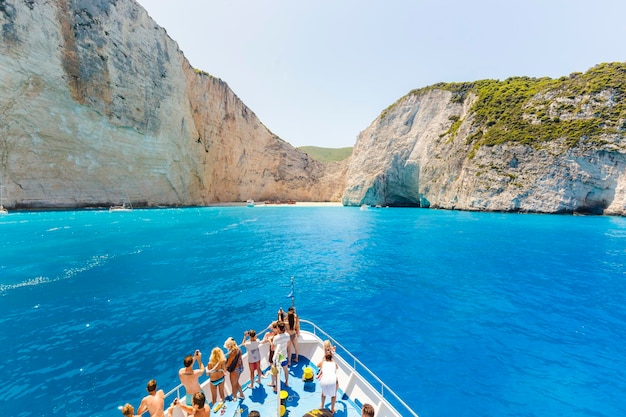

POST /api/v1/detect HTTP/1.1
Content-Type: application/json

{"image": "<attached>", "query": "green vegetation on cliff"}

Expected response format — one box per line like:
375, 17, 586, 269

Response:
385, 62, 626, 153
298, 146, 353, 163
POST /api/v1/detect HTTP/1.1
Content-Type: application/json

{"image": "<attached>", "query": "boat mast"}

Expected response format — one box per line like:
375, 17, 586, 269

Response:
288, 277, 295, 307
276, 277, 295, 416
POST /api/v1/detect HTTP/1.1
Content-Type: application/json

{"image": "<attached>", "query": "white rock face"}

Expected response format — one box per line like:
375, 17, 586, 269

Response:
343, 89, 626, 215
0, 0, 344, 208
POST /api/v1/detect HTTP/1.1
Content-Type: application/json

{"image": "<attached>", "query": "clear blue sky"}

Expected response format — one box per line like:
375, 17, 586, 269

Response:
137, 0, 626, 148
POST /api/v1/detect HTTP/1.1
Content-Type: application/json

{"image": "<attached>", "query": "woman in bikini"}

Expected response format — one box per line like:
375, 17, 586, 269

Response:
277, 307, 286, 323
205, 347, 227, 407
224, 337, 245, 400
286, 306, 300, 365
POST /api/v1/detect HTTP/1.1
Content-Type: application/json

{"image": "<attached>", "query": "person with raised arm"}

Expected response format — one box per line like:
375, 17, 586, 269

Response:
242, 329, 263, 389
178, 350, 205, 406
170, 392, 210, 417
272, 321, 290, 390
205, 347, 227, 408
286, 306, 300, 365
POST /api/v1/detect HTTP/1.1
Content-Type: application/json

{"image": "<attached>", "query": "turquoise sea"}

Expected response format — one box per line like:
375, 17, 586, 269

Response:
1, 206, 625, 417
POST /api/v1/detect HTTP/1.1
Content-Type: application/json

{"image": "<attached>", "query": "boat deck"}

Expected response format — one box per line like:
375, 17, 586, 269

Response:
212, 356, 362, 417
164, 323, 415, 417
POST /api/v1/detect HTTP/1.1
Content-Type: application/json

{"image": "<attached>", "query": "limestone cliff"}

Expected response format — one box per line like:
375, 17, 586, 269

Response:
0, 0, 344, 208
343, 64, 626, 215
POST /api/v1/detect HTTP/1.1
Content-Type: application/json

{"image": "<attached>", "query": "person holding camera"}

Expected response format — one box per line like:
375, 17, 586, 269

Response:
170, 392, 210, 417
242, 329, 263, 389
286, 306, 300, 365
178, 350, 205, 406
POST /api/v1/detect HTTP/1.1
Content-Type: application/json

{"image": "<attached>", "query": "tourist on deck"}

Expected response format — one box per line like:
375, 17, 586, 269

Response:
317, 353, 338, 413
178, 350, 205, 406
262, 321, 278, 364
172, 392, 210, 417
248, 411, 260, 417
205, 347, 227, 406
286, 306, 300, 365
273, 321, 291, 389
242, 329, 263, 389
361, 403, 375, 417
321, 339, 338, 392
224, 337, 245, 400
121, 403, 139, 417
136, 379, 165, 417
323, 340, 336, 358
277, 307, 287, 323
260, 321, 278, 389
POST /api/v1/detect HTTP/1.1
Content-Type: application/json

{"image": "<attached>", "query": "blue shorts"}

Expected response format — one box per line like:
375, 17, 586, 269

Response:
211, 377, 225, 386
281, 359, 288, 367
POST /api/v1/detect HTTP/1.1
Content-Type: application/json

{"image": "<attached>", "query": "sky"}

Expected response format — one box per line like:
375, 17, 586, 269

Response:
137, 0, 626, 149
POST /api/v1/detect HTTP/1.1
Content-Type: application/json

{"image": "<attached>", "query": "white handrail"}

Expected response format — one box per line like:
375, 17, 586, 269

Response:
137, 319, 419, 417
299, 319, 420, 417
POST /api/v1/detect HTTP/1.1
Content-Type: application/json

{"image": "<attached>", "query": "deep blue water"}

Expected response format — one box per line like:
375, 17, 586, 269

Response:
0, 206, 625, 417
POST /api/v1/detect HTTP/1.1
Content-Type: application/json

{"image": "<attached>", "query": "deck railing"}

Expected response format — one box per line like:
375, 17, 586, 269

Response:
139, 320, 419, 417
299, 319, 419, 417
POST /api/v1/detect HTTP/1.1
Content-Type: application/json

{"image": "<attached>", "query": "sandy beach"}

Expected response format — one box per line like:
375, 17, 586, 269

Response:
257, 201, 343, 207
207, 201, 343, 208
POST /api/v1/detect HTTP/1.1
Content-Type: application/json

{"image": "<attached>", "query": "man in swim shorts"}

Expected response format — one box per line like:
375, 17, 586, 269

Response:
178, 350, 205, 406
136, 379, 165, 417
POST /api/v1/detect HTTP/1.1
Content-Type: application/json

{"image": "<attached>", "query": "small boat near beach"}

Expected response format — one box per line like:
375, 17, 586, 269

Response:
247, 199, 255, 207
109, 199, 133, 212
155, 319, 418, 417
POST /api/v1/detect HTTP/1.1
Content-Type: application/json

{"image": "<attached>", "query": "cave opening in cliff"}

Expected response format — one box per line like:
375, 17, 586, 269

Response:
385, 195, 421, 208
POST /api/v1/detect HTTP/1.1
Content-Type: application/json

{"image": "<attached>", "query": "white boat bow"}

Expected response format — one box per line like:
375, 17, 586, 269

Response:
152, 319, 418, 417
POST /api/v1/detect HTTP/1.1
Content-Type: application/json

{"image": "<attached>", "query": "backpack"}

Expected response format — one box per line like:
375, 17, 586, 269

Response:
226, 349, 241, 372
